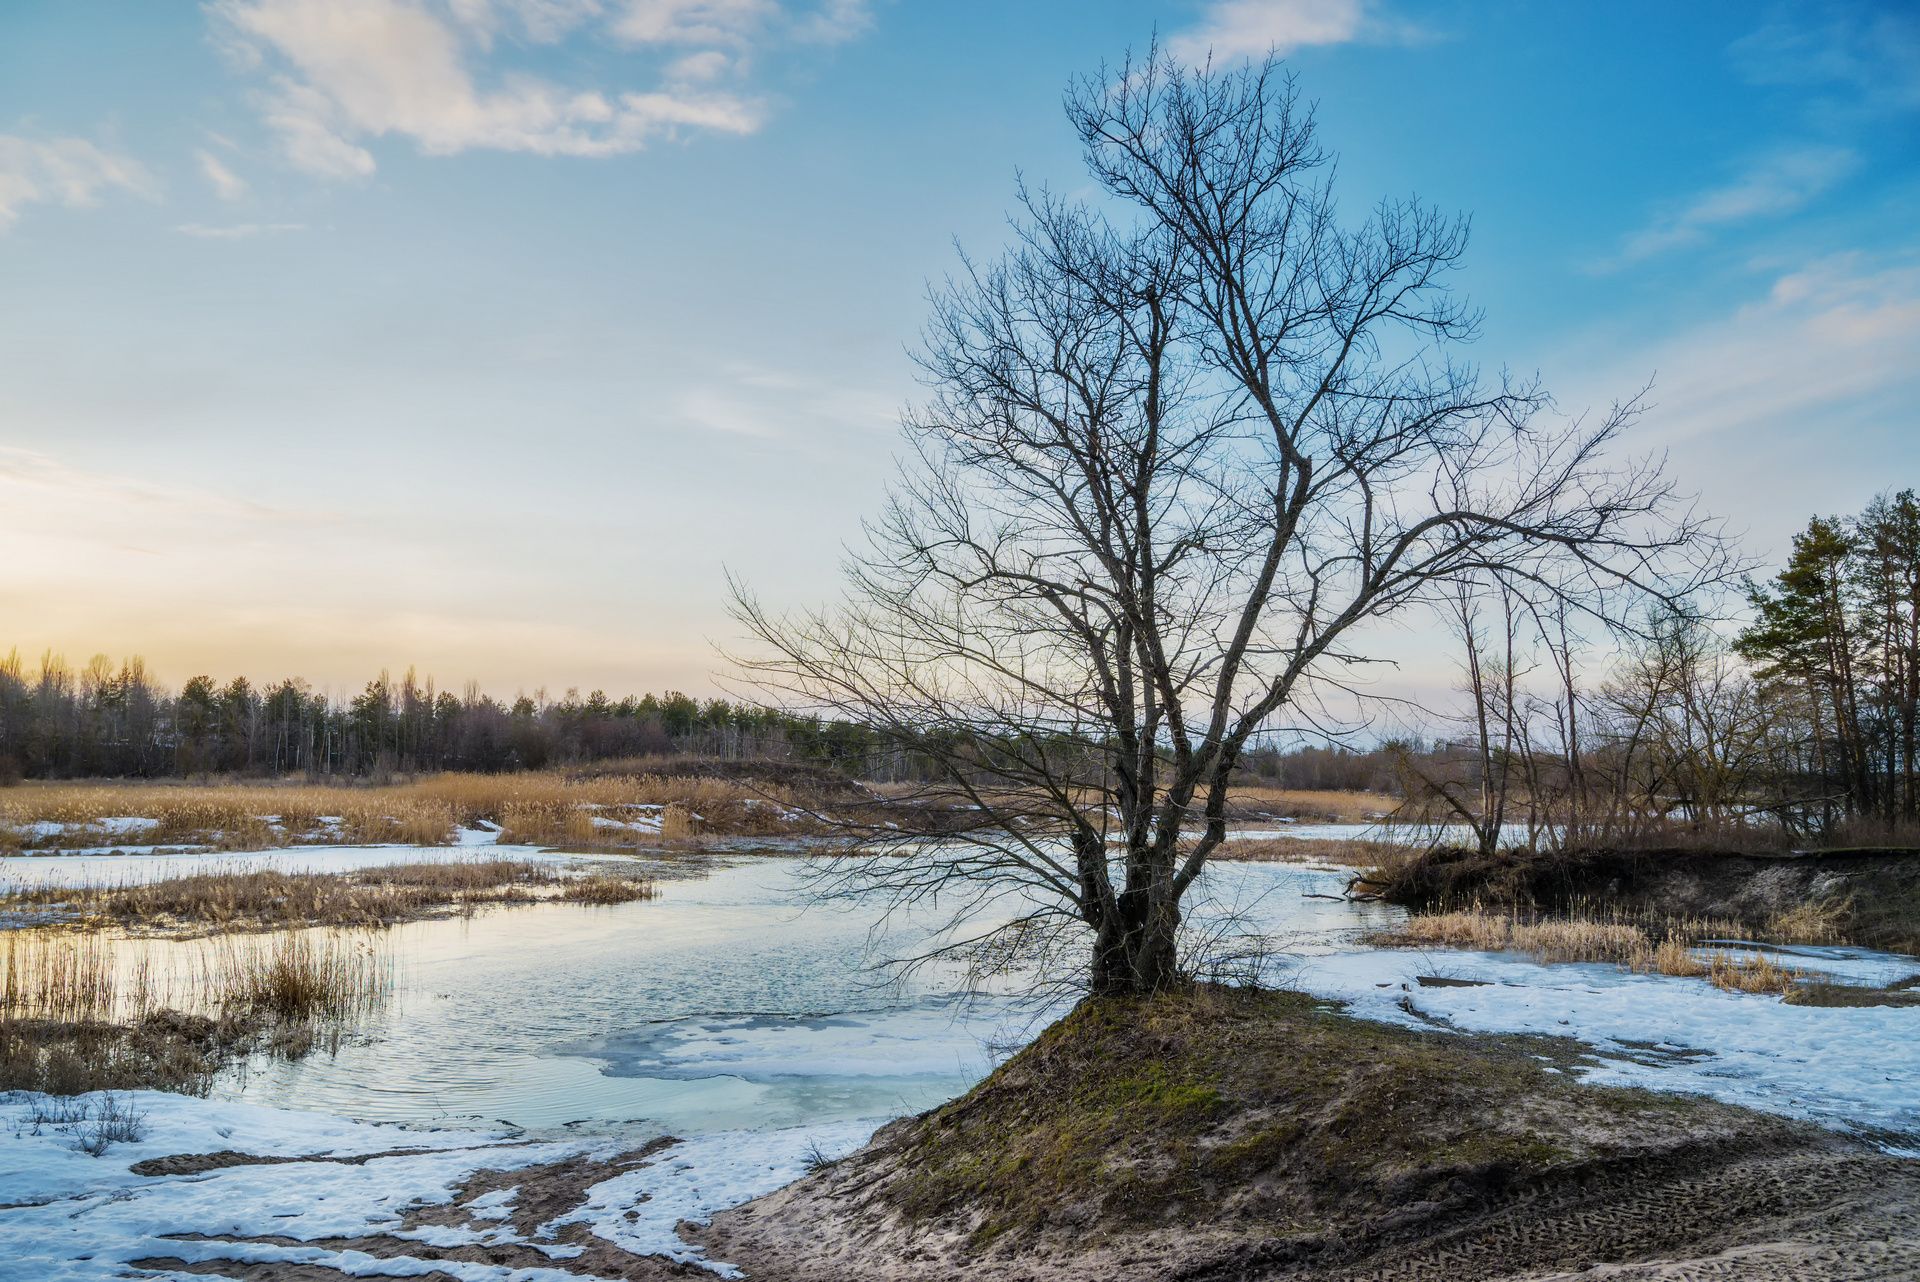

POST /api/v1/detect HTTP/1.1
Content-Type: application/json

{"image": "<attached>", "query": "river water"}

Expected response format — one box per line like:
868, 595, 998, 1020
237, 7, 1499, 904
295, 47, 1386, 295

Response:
208, 856, 1398, 1137
5, 843, 1917, 1144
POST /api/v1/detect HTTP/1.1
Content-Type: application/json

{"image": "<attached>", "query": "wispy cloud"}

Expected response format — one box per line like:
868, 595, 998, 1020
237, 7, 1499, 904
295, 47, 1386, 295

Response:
195, 148, 251, 200
1608, 145, 1860, 266
1168, 0, 1421, 65
0, 444, 288, 523
1731, 3, 1920, 115
675, 361, 895, 438
209, 0, 870, 179
1584, 253, 1920, 446
174, 221, 307, 238
0, 135, 155, 231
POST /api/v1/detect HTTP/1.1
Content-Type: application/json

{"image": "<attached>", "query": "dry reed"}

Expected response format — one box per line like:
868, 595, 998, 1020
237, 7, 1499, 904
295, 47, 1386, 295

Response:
0, 859, 658, 933
0, 924, 393, 1093
0, 771, 822, 853
1221, 786, 1399, 824
1381, 905, 1813, 996
1212, 835, 1412, 867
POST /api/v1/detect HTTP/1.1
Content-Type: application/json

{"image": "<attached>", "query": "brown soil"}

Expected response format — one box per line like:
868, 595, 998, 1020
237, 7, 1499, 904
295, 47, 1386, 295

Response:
698, 986, 1920, 1281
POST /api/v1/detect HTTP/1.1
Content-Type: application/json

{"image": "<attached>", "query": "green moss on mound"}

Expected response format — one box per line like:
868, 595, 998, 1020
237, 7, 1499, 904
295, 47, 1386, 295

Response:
883, 986, 1710, 1248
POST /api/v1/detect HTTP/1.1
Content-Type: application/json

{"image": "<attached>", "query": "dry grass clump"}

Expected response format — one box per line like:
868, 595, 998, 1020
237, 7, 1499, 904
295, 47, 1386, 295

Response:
0, 859, 657, 933
1765, 898, 1852, 945
562, 874, 661, 905
1380, 906, 1815, 996
0, 925, 391, 1093
1391, 909, 1656, 967
213, 931, 387, 1024
1705, 950, 1805, 996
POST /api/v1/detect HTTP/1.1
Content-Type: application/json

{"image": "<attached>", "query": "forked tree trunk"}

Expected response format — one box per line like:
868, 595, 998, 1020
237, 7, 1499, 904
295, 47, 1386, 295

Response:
1085, 839, 1185, 996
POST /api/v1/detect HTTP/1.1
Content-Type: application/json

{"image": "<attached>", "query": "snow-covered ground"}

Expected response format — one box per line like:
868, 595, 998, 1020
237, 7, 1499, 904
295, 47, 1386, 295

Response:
0, 1090, 880, 1280
1289, 946, 1920, 1141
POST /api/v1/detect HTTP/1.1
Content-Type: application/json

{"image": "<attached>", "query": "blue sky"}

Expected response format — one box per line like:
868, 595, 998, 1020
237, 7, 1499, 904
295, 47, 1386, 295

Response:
1, 0, 1916, 699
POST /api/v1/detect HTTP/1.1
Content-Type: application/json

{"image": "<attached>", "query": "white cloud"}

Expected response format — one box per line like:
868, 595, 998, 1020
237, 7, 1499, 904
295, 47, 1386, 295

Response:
0, 135, 154, 231
791, 0, 870, 44
1169, 0, 1416, 65
1563, 254, 1920, 562
1566, 253, 1920, 452
611, 0, 773, 46
1621, 254, 1920, 445
451, 0, 605, 44
174, 221, 307, 237
1611, 145, 1859, 265
259, 79, 380, 179
211, 0, 865, 178
666, 49, 733, 81
196, 148, 251, 200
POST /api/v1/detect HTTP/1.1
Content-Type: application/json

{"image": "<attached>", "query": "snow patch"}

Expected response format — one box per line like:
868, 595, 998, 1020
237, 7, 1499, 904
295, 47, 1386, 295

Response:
544, 1118, 882, 1277
1290, 948, 1920, 1139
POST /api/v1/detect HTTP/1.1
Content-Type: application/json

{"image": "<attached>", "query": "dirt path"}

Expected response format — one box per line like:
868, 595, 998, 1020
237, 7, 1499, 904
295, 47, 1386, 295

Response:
703, 1130, 1919, 1281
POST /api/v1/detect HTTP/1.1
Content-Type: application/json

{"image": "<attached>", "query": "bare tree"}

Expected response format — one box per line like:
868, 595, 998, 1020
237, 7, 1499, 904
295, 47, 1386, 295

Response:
730, 47, 1721, 997
1389, 582, 1530, 858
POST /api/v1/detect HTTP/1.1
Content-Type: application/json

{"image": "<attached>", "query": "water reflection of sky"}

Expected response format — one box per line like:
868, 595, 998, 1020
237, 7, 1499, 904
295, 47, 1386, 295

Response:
12, 846, 1912, 1145
209, 856, 1395, 1138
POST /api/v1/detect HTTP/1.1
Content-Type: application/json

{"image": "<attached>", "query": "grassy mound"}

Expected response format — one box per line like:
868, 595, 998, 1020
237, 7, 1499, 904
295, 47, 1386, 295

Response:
879, 986, 1693, 1246
701, 985, 1919, 1280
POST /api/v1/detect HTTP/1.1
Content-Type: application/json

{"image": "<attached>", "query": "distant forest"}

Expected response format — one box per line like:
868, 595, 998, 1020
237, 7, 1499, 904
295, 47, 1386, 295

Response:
0, 661, 862, 780
6, 491, 1910, 825
0, 656, 1401, 789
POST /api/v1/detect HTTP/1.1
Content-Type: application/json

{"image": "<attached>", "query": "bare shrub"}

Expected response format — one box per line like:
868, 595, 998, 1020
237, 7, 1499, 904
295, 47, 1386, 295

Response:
72, 1092, 147, 1156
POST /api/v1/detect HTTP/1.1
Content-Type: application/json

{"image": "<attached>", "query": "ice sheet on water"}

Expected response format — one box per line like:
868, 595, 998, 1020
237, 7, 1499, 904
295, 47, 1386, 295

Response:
567, 993, 1067, 1085
0, 1091, 591, 1281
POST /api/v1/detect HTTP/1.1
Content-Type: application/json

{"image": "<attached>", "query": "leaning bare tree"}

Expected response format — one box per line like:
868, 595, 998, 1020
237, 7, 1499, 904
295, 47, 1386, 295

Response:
730, 47, 1720, 997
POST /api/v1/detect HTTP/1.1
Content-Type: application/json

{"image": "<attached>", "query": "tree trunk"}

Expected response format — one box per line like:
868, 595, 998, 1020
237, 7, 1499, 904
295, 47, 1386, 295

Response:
1088, 854, 1184, 996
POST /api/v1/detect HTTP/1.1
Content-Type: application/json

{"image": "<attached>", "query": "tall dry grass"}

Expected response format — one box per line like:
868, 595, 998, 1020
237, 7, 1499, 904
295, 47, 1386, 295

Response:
1223, 786, 1399, 824
1, 924, 392, 1093
0, 859, 658, 933
213, 931, 387, 1024
1382, 905, 1814, 996
3, 931, 137, 1024
0, 771, 817, 852
1211, 835, 1413, 867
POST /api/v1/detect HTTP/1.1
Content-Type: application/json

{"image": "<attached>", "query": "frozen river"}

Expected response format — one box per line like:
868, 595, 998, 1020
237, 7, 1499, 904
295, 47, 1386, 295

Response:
3, 844, 1918, 1279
